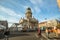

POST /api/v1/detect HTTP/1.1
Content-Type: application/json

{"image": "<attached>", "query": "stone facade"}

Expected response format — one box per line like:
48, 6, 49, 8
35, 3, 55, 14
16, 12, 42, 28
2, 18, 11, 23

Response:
19, 8, 38, 30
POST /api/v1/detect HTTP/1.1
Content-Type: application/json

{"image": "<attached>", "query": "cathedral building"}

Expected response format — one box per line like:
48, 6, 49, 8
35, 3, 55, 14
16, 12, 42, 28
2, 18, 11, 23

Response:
19, 7, 38, 30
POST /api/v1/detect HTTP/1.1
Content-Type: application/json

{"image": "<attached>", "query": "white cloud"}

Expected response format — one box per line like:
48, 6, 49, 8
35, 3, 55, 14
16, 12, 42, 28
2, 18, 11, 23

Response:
29, 0, 43, 5
0, 5, 22, 27
0, 15, 6, 20
0, 15, 19, 27
0, 5, 21, 17
7, 18, 18, 23
23, 6, 29, 9
7, 18, 19, 27
34, 6, 41, 13
5, 0, 26, 10
0, 5, 21, 22
8, 18, 19, 27
8, 23, 12, 28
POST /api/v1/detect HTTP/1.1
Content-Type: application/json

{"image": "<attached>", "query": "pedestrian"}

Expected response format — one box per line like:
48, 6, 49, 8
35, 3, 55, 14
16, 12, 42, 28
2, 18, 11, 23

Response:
46, 28, 48, 37
37, 27, 42, 38
53, 27, 58, 37
4, 29, 10, 40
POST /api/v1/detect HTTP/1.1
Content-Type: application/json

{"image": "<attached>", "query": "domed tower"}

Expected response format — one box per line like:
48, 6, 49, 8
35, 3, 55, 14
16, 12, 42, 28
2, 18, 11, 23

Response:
25, 7, 32, 19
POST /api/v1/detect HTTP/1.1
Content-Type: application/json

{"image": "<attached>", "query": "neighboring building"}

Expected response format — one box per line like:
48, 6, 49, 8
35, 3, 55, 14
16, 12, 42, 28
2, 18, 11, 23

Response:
39, 19, 60, 28
0, 20, 8, 29
19, 7, 38, 30
17, 24, 23, 31
10, 23, 19, 31
47, 19, 59, 27
0, 25, 6, 29
39, 21, 47, 27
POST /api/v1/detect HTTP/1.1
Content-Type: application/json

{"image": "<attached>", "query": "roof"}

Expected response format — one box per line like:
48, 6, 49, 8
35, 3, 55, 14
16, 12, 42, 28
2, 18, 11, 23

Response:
27, 7, 31, 10
30, 17, 38, 22
0, 20, 7, 21
13, 23, 19, 25
39, 21, 47, 24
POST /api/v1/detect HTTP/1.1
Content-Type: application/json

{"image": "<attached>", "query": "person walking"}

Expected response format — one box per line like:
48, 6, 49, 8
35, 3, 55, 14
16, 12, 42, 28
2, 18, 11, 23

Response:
53, 27, 58, 37
36, 27, 42, 38
46, 28, 48, 37
4, 29, 10, 40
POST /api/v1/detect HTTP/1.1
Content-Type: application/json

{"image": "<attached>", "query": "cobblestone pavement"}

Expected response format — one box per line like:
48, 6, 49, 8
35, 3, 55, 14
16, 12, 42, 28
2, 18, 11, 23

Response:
42, 33, 60, 40
0, 32, 60, 40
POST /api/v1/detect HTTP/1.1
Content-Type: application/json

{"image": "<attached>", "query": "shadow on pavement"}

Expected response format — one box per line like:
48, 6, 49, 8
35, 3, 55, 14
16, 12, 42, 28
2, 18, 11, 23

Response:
10, 33, 30, 37
0, 33, 30, 39
48, 37, 60, 39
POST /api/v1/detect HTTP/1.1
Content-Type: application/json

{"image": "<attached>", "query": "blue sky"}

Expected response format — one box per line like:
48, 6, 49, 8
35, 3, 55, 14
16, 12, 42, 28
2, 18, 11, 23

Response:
0, 0, 60, 27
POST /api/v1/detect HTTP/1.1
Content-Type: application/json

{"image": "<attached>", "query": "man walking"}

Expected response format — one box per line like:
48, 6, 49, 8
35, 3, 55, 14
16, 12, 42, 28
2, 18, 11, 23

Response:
4, 29, 10, 40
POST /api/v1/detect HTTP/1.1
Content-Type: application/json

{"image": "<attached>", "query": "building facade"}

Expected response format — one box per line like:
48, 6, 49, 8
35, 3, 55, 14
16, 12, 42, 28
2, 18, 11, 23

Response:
10, 23, 19, 31
19, 8, 38, 30
39, 19, 60, 28
0, 20, 8, 29
39, 21, 47, 27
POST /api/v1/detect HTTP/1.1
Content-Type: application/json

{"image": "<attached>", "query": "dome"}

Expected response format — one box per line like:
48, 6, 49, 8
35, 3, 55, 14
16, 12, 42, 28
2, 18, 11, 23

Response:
26, 7, 32, 13
30, 18, 38, 22
27, 7, 31, 10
